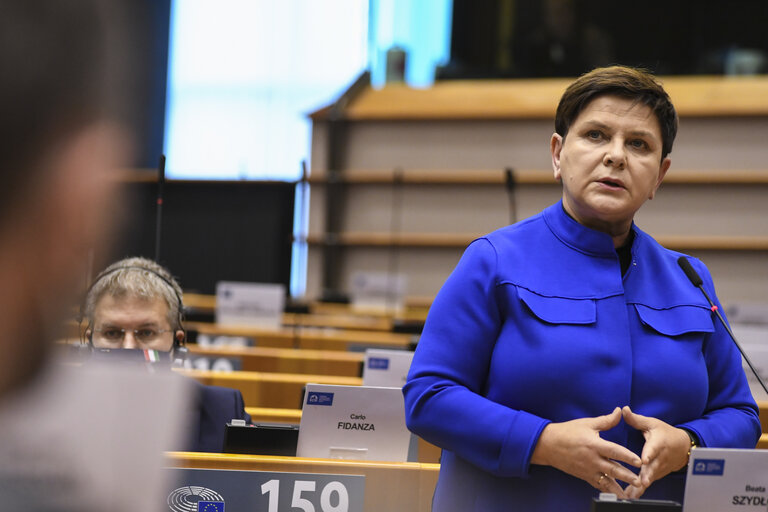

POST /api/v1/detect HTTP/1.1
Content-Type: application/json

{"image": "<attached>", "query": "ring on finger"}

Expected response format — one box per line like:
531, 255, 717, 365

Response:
597, 473, 608, 486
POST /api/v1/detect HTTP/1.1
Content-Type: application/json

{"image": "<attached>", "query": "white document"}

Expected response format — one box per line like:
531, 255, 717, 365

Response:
362, 348, 414, 388
215, 281, 286, 329
0, 359, 191, 512
296, 384, 411, 462
683, 448, 768, 511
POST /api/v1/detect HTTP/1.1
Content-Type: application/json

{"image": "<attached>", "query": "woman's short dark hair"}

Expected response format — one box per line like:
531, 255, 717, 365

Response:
554, 66, 678, 159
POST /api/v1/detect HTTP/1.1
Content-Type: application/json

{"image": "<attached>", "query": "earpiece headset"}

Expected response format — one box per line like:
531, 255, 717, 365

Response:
80, 264, 188, 365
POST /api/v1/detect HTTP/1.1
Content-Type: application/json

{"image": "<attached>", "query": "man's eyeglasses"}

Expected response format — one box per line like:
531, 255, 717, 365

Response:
92, 328, 171, 343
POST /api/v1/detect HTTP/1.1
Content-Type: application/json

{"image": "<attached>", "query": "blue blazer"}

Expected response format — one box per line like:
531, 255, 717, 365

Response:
187, 381, 252, 453
404, 201, 760, 512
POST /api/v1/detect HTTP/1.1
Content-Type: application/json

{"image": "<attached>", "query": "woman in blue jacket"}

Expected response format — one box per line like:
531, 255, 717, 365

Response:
403, 66, 761, 511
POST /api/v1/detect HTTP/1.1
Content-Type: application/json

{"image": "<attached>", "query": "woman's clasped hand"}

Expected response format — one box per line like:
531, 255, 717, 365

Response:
531, 406, 693, 499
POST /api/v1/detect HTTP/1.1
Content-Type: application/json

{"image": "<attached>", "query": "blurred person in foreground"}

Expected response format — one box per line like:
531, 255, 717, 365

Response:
0, 0, 130, 399
83, 256, 252, 453
0, 3, 191, 511
403, 66, 760, 511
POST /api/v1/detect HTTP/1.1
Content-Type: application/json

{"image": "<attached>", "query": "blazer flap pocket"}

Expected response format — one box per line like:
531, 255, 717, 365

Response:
517, 287, 596, 325
635, 304, 715, 336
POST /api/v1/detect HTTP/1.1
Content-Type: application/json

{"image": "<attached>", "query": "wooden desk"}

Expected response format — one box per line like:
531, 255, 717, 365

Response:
283, 312, 394, 331
308, 301, 430, 323
178, 368, 362, 409
183, 293, 430, 326
188, 345, 364, 377
246, 406, 302, 424
186, 321, 416, 351
758, 400, 768, 433
166, 451, 439, 512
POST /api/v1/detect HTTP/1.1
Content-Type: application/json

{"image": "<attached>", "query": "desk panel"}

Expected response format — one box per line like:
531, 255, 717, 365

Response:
188, 345, 364, 377
166, 452, 439, 512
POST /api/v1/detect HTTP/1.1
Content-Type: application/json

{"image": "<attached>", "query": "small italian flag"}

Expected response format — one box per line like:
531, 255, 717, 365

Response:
143, 349, 160, 363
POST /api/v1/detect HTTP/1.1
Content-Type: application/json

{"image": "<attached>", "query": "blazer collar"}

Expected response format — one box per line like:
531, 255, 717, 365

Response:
543, 200, 631, 258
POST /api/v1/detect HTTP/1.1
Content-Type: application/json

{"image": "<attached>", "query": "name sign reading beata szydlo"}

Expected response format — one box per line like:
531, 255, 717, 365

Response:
683, 448, 768, 511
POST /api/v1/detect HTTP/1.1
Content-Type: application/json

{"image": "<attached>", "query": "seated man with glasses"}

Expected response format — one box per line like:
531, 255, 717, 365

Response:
83, 256, 252, 452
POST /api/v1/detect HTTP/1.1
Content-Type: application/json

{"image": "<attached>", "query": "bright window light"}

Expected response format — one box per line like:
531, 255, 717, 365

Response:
164, 0, 369, 181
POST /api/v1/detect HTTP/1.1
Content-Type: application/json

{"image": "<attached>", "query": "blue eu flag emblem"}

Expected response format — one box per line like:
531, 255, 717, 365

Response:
197, 501, 225, 512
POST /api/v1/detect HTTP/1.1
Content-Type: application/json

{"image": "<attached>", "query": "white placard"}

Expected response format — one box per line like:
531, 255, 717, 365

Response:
683, 448, 768, 511
362, 349, 414, 388
296, 384, 411, 462
216, 281, 285, 329
0, 360, 191, 512
349, 271, 406, 312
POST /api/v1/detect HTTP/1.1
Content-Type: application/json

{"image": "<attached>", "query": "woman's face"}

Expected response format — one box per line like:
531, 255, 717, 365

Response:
550, 95, 671, 240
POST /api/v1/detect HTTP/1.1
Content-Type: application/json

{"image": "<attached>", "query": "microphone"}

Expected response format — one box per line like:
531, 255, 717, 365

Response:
677, 256, 768, 395
155, 154, 166, 263
387, 167, 404, 313
504, 167, 517, 224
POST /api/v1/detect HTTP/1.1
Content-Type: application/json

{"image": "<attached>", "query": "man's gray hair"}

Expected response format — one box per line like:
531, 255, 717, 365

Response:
84, 257, 184, 330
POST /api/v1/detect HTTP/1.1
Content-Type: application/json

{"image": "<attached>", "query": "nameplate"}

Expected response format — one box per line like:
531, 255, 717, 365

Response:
189, 355, 243, 372
683, 448, 768, 511
216, 281, 285, 329
167, 468, 364, 512
297, 384, 411, 462
362, 349, 414, 388
350, 271, 406, 312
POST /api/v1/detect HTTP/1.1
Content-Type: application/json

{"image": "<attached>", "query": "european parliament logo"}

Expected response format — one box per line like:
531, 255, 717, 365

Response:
692, 458, 725, 476
167, 485, 225, 512
307, 391, 334, 406
367, 357, 389, 370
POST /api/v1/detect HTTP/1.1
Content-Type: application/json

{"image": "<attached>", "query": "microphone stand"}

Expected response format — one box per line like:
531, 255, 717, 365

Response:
504, 167, 517, 224
678, 256, 768, 395
387, 167, 404, 314
155, 154, 166, 263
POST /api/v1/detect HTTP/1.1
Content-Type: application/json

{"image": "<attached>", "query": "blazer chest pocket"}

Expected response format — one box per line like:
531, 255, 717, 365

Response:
516, 287, 596, 325
634, 303, 715, 336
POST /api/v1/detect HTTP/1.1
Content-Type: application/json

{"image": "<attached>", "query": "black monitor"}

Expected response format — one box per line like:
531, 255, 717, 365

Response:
103, 179, 295, 295
223, 422, 300, 456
